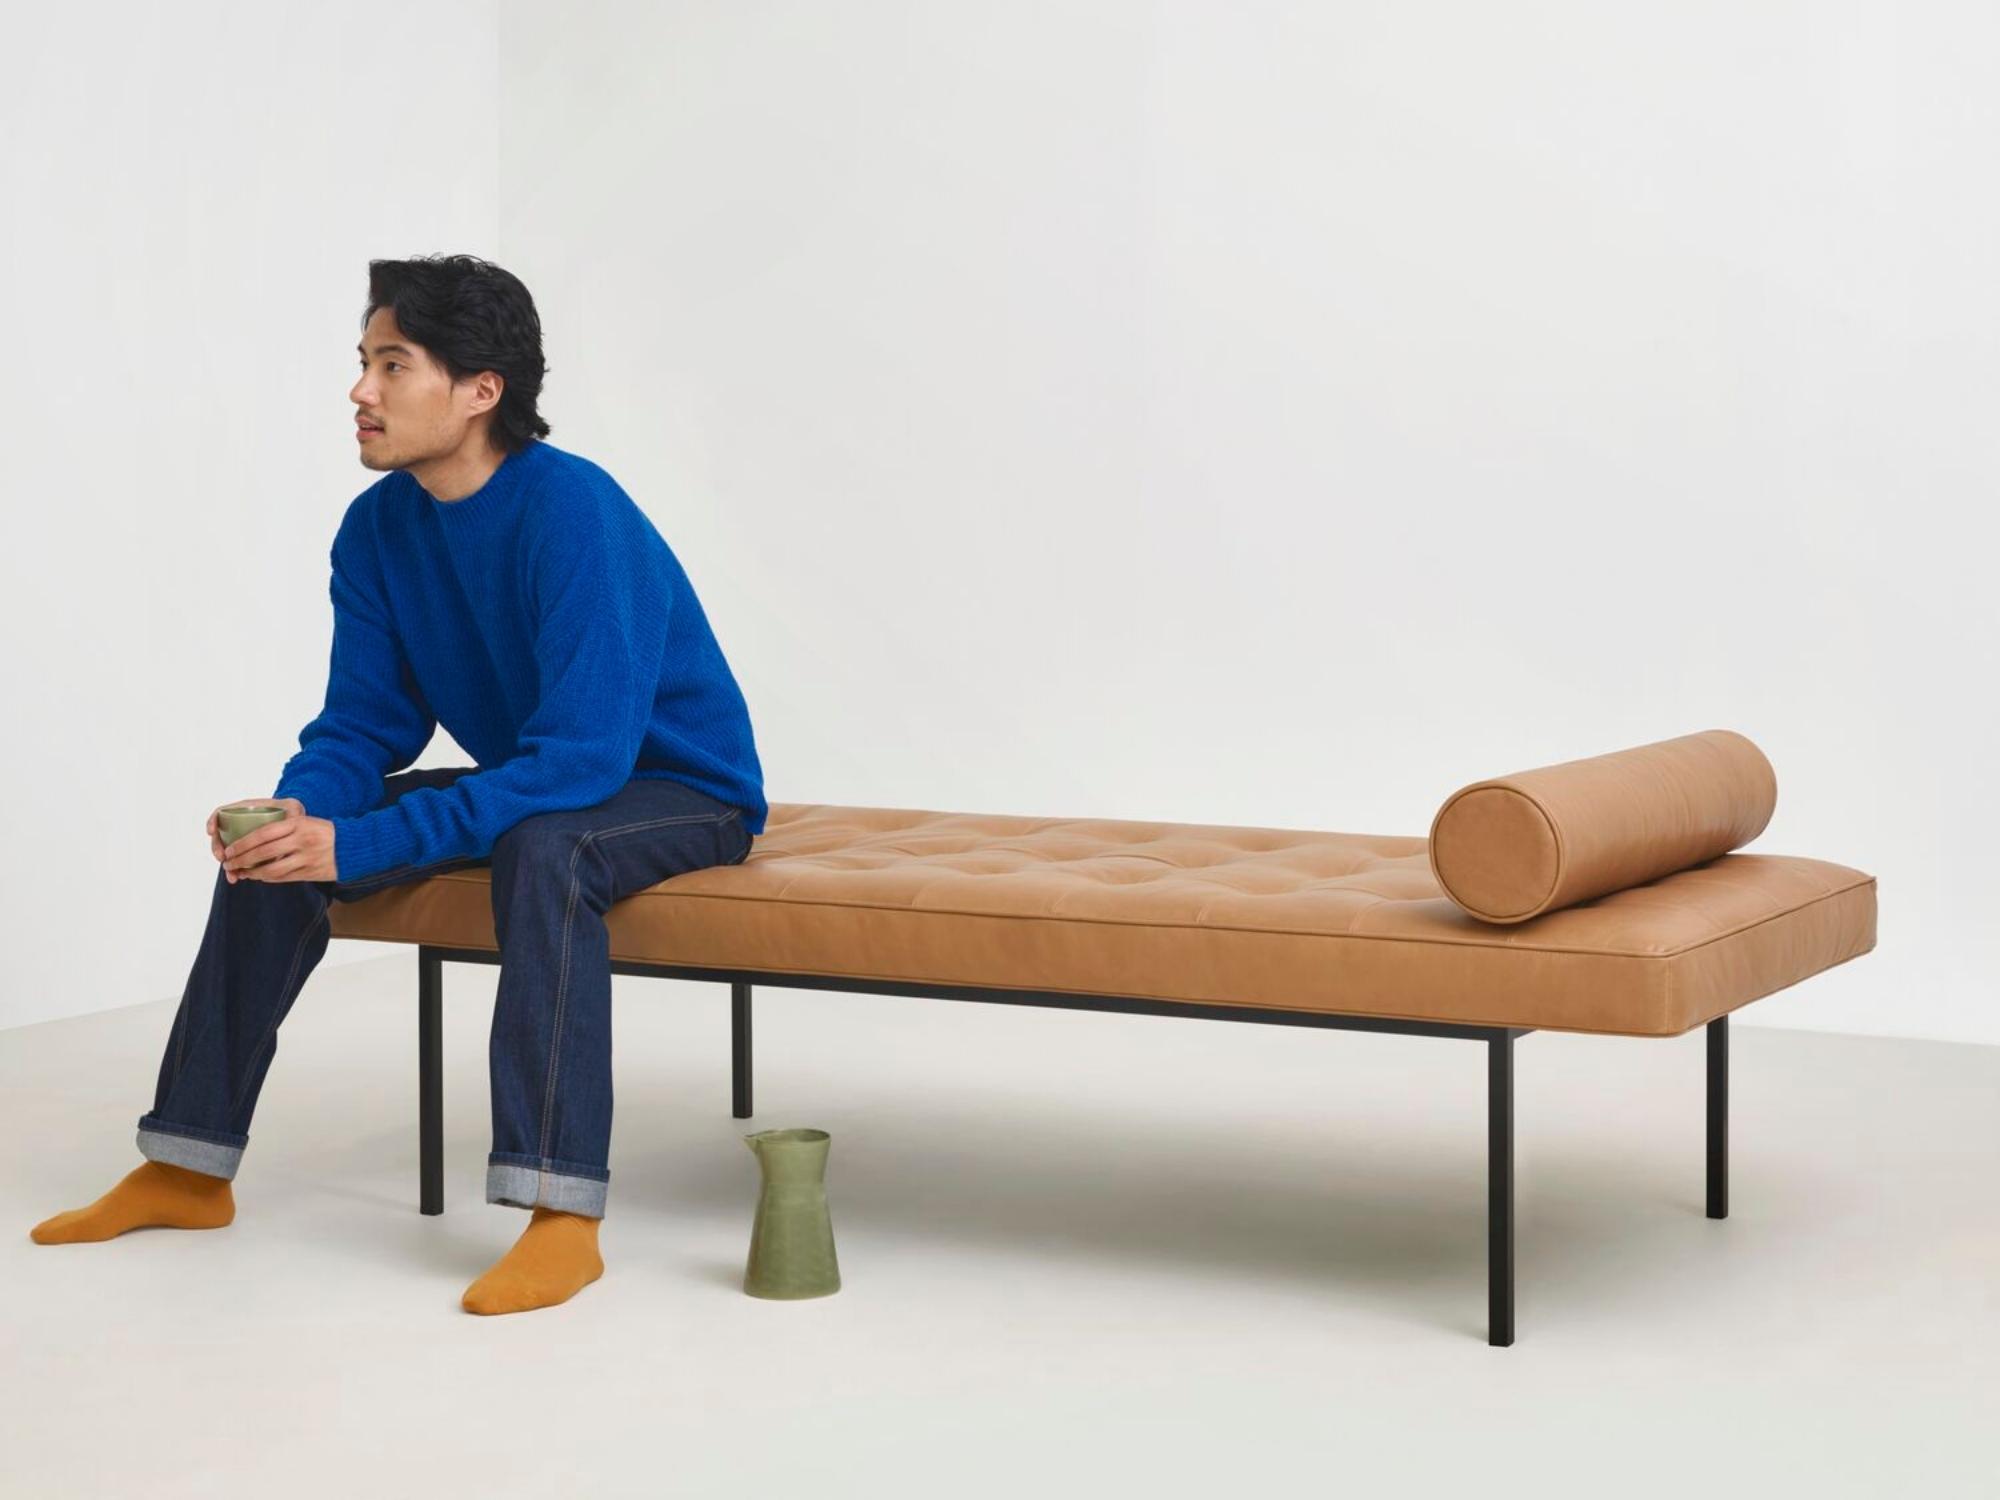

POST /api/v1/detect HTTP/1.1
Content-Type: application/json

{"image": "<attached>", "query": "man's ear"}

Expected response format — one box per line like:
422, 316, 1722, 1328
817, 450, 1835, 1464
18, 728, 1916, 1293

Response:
472, 370, 505, 417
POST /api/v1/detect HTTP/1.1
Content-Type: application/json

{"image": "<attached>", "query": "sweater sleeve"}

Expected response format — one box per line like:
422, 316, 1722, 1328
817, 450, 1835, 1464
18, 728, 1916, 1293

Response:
326, 494, 670, 883
272, 505, 436, 819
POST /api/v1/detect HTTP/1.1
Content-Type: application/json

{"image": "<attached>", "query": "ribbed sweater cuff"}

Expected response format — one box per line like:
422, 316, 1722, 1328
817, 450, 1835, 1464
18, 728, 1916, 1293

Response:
272, 770, 348, 819
331, 807, 422, 885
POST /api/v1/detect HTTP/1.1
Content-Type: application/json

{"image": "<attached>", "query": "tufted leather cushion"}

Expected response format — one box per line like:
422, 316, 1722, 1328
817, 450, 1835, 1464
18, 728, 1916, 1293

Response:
1427, 730, 1780, 925
328, 788, 1873, 1038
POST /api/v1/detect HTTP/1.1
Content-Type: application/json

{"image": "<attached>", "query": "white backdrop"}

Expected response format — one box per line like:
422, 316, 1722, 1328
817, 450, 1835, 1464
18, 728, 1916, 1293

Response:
0, 3, 495, 1032
3, 1, 1991, 1044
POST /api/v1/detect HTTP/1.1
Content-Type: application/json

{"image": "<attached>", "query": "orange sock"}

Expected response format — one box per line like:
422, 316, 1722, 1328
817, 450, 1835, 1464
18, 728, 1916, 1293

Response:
30, 1160, 235, 1244
461, 1205, 604, 1315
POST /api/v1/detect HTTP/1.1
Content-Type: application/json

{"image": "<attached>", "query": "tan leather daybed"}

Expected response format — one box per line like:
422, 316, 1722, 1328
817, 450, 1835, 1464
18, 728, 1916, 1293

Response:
330, 729, 1878, 1345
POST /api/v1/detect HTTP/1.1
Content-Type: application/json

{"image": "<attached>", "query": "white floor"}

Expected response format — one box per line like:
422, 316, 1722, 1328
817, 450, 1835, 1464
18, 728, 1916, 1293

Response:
4, 952, 1995, 1498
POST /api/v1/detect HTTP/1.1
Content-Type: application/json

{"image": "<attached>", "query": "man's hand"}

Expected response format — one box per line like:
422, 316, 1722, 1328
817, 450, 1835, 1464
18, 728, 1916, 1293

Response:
208, 798, 337, 884
207, 797, 305, 868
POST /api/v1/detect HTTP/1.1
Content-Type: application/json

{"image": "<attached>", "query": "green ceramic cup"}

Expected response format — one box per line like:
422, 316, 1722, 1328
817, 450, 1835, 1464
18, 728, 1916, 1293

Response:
217, 803, 290, 847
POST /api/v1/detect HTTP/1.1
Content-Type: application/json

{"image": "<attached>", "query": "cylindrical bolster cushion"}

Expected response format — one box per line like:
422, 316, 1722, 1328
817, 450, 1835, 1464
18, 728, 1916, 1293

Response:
1427, 729, 1777, 924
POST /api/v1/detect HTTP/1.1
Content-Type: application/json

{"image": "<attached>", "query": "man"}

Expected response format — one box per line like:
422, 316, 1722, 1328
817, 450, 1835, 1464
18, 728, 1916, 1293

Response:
30, 254, 768, 1316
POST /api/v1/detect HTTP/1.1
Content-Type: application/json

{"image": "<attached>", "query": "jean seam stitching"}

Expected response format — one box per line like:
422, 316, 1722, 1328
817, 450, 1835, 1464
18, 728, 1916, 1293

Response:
335, 854, 484, 897
538, 835, 593, 1172
224, 903, 328, 1121
171, 989, 189, 1086
592, 810, 737, 841
533, 810, 734, 1174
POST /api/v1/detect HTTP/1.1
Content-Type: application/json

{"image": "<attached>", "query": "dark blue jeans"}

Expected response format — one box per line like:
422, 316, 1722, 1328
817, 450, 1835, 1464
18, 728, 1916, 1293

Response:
135, 767, 753, 1217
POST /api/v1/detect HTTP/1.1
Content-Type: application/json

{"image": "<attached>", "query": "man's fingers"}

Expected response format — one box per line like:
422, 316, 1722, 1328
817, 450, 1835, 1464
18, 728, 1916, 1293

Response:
245, 853, 304, 881
224, 821, 292, 860
226, 827, 296, 871
223, 842, 265, 871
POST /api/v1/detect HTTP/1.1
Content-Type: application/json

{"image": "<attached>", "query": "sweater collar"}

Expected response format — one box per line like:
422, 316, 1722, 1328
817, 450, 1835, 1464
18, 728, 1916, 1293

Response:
421, 439, 539, 522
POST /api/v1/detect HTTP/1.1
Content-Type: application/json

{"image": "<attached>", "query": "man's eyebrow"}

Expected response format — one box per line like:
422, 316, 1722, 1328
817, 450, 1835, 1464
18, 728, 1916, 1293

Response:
356, 342, 416, 357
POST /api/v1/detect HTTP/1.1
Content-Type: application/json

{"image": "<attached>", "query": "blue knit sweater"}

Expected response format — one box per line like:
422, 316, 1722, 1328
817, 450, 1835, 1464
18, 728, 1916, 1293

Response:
273, 438, 767, 883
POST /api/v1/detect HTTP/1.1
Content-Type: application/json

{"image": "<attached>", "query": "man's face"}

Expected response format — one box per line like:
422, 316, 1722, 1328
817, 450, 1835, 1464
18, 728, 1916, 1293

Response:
349, 306, 499, 471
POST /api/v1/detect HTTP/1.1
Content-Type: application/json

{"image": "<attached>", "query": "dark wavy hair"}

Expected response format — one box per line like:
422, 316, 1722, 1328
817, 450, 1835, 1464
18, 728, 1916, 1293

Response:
363, 254, 551, 455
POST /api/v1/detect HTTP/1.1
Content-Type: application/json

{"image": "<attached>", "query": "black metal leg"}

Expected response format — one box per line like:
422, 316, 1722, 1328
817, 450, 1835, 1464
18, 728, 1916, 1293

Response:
731, 981, 753, 1118
419, 947, 443, 1216
409, 946, 1555, 1343
1489, 1030, 1515, 1347
1707, 1015, 1728, 1219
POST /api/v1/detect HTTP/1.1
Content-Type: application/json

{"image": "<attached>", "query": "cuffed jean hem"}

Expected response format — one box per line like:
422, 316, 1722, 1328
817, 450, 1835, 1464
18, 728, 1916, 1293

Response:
136, 1117, 246, 1181
486, 1154, 608, 1217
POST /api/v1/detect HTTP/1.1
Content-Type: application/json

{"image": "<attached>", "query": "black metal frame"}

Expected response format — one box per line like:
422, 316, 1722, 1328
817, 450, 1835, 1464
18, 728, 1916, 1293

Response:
415, 944, 1731, 1346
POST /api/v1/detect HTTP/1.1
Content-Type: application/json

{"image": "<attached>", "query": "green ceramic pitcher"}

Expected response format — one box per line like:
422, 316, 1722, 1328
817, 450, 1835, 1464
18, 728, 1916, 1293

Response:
742, 1128, 841, 1299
